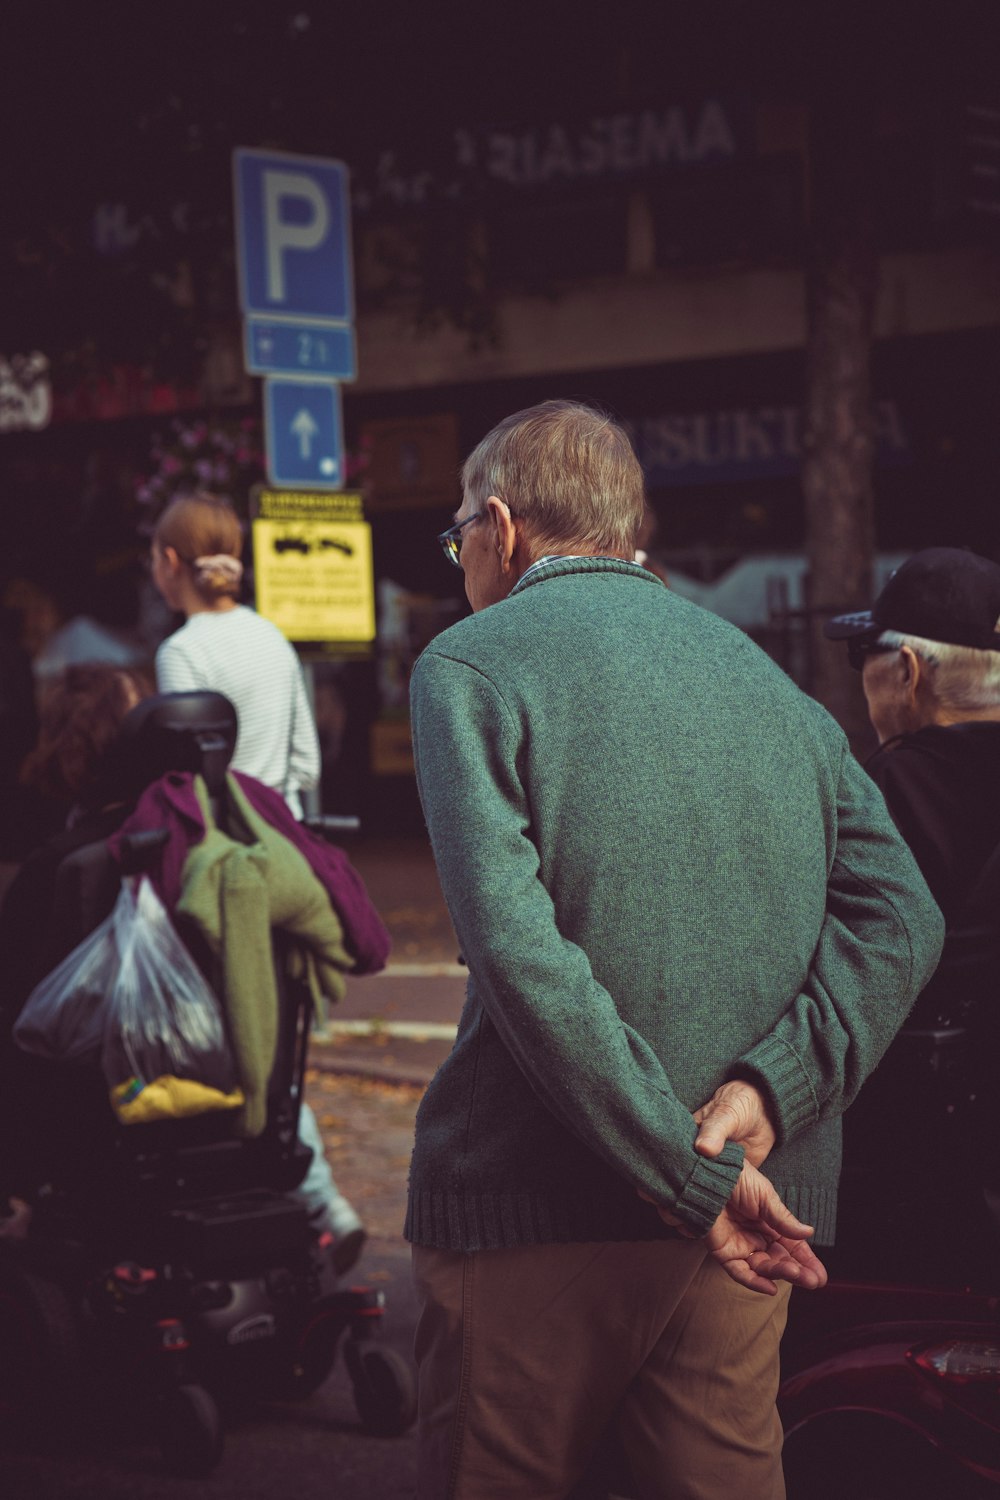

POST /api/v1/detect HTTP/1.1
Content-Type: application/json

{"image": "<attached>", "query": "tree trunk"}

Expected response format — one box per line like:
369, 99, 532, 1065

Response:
802, 41, 879, 753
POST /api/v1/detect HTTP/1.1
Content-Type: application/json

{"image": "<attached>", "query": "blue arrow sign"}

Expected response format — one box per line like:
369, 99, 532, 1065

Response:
234, 148, 353, 322
245, 317, 356, 379
264, 379, 344, 491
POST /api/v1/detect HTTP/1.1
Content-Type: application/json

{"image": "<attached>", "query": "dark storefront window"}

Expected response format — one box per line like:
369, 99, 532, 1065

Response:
487, 189, 630, 285
650, 153, 804, 266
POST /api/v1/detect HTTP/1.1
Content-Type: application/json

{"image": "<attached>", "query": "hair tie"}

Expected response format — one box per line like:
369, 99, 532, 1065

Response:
193, 554, 243, 584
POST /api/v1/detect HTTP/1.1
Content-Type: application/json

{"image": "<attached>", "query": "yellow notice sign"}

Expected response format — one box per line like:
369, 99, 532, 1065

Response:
251, 490, 375, 643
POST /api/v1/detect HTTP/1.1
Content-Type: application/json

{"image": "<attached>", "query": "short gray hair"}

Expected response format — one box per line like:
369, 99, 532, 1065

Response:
879, 629, 1000, 711
461, 400, 645, 556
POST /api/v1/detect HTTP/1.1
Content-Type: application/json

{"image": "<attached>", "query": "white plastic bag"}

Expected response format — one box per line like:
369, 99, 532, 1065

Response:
14, 906, 119, 1064
16, 878, 240, 1123
101, 877, 238, 1101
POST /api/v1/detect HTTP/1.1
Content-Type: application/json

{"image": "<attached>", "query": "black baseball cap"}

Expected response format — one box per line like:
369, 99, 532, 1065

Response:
824, 547, 1000, 653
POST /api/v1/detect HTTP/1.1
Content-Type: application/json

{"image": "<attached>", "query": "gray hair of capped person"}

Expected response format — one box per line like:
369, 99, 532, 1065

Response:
876, 629, 1000, 712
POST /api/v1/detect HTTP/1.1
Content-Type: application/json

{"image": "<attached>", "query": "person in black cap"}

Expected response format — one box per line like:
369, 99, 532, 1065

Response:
824, 546, 1000, 1283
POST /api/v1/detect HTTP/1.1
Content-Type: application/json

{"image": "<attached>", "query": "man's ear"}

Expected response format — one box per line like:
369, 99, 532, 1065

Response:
899, 645, 923, 699
485, 496, 518, 571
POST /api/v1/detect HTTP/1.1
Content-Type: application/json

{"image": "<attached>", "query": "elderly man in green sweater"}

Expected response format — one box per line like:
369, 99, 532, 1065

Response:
407, 400, 943, 1500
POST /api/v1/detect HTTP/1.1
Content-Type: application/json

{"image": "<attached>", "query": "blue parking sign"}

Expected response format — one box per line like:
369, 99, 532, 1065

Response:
234, 149, 353, 323
264, 379, 344, 490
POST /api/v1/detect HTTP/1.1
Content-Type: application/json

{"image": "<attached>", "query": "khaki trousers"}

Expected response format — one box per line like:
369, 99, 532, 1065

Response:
412, 1239, 791, 1500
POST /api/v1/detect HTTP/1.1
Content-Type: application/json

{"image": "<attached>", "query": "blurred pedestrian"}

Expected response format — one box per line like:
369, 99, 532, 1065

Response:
0, 665, 151, 1227
150, 492, 320, 820
3, 563, 143, 697
406, 400, 942, 1499
825, 546, 1000, 1281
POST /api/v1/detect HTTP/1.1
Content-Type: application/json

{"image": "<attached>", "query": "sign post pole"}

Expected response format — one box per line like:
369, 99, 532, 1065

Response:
234, 147, 362, 821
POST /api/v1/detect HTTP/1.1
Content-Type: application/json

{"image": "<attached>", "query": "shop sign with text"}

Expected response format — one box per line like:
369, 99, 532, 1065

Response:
353, 100, 742, 211
630, 399, 910, 488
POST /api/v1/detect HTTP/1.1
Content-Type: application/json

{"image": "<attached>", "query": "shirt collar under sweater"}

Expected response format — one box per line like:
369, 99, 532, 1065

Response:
511, 554, 663, 595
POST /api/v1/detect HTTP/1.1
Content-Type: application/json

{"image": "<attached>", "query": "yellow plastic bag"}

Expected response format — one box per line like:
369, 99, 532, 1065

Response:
110, 1074, 244, 1125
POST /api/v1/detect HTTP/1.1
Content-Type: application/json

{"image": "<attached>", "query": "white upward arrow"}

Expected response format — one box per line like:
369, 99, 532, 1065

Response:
291, 408, 319, 459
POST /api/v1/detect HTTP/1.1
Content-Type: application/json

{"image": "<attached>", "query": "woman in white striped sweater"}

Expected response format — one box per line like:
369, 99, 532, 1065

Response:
151, 492, 320, 820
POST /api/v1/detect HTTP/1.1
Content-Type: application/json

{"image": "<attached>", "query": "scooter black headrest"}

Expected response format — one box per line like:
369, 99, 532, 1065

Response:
114, 691, 239, 800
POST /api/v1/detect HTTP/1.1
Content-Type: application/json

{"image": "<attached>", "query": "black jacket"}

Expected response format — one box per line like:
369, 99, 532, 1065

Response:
867, 721, 1000, 927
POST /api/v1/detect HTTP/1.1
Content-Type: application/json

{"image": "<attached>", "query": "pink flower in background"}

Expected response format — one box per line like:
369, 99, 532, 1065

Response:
136, 413, 365, 526
136, 416, 265, 522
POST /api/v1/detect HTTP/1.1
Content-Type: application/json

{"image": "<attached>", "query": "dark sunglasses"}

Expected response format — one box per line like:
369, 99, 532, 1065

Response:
847, 638, 897, 672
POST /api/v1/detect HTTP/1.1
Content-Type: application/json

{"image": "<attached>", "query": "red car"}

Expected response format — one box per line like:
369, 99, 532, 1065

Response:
779, 1016, 1000, 1500
780, 1271, 1000, 1498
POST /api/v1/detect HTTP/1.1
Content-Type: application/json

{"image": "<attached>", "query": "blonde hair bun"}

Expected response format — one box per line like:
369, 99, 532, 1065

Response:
154, 493, 244, 600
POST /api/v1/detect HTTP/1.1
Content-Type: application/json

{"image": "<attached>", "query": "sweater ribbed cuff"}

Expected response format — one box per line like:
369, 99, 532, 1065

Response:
673, 1140, 744, 1236
735, 1035, 819, 1144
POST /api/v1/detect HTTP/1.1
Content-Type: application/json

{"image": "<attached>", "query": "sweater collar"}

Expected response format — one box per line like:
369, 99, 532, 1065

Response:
510, 554, 664, 596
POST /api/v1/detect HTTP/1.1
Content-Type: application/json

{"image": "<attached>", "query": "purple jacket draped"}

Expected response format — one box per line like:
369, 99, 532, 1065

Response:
107, 771, 391, 975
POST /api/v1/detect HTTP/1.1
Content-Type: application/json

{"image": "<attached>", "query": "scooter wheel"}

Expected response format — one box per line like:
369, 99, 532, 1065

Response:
0, 1255, 81, 1436
351, 1346, 417, 1437
157, 1382, 224, 1476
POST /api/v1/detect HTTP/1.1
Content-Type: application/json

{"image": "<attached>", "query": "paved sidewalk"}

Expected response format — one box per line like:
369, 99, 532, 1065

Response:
311, 1029, 455, 1089
316, 836, 464, 1086
335, 968, 467, 1029
346, 836, 459, 966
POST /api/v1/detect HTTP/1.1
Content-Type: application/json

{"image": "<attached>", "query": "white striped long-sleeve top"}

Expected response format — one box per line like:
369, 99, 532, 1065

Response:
154, 606, 320, 819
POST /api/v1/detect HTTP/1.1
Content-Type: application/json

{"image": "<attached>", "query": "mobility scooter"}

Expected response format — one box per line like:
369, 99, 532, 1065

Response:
0, 691, 415, 1475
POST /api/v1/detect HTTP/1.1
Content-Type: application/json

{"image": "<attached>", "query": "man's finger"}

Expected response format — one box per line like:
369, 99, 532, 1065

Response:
776, 1239, 829, 1287
718, 1258, 779, 1295
741, 1175, 815, 1240
694, 1105, 738, 1158
747, 1247, 825, 1290
758, 1195, 815, 1241
745, 1228, 829, 1288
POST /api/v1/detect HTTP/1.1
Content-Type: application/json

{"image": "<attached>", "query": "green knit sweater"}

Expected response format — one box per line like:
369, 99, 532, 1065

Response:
406, 557, 943, 1249
178, 775, 352, 1137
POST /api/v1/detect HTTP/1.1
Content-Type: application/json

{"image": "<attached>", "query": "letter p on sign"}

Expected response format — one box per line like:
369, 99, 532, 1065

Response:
263, 172, 331, 302
234, 148, 353, 324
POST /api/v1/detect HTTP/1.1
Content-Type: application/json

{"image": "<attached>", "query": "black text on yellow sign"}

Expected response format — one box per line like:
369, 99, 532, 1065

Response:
252, 487, 365, 522
252, 514, 375, 643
